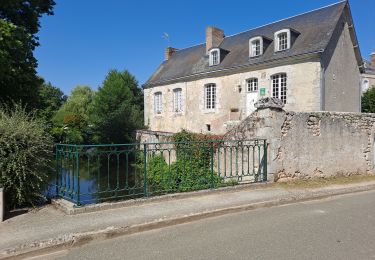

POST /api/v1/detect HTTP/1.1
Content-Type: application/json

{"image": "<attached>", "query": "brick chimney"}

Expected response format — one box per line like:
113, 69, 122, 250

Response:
165, 47, 178, 61
206, 26, 224, 53
371, 52, 375, 69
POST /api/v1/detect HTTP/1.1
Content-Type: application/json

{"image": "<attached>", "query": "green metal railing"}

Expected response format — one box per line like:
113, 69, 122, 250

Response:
55, 139, 267, 206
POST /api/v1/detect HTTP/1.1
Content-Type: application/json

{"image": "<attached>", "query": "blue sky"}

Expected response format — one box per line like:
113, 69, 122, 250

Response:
35, 0, 375, 95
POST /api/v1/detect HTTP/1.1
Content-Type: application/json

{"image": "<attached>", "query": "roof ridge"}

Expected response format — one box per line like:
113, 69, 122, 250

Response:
224, 0, 346, 39
174, 0, 346, 53
174, 42, 205, 53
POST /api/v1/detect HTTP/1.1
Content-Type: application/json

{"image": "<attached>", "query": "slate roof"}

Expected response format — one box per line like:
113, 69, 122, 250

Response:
144, 1, 349, 88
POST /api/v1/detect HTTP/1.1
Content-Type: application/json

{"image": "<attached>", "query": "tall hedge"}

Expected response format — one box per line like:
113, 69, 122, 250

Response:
0, 105, 53, 208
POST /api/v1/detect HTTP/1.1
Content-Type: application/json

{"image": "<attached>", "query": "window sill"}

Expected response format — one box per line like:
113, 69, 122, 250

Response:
274, 49, 290, 53
249, 54, 262, 59
173, 112, 184, 116
203, 109, 216, 114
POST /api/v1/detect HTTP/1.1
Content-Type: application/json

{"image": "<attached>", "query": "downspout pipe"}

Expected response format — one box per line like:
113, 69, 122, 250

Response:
320, 64, 326, 111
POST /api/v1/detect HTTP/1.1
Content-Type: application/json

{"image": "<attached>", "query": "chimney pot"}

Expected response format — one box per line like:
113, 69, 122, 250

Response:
370, 52, 375, 69
165, 47, 178, 61
206, 26, 224, 53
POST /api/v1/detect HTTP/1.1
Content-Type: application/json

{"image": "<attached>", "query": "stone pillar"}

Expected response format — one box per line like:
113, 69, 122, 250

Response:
0, 188, 3, 222
254, 98, 286, 182
225, 97, 286, 182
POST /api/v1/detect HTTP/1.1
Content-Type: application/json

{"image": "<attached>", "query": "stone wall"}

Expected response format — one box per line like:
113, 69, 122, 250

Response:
136, 129, 174, 144
225, 98, 375, 181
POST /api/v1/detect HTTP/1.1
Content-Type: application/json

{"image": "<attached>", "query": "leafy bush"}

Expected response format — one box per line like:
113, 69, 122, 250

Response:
142, 130, 223, 194
172, 129, 223, 168
0, 105, 53, 208
65, 128, 84, 144
172, 129, 223, 143
145, 155, 173, 192
362, 86, 375, 113
145, 154, 222, 194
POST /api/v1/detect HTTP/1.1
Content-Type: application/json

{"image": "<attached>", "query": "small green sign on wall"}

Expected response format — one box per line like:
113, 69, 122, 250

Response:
260, 88, 266, 96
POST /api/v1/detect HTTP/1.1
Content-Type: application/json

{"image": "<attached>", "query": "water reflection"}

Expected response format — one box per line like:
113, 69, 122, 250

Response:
49, 150, 144, 204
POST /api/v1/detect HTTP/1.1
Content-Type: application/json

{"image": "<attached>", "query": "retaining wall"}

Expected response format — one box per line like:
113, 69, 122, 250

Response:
225, 107, 375, 181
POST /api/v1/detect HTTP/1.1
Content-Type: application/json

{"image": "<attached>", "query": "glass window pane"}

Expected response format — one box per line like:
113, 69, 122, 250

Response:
205, 84, 216, 109
154, 92, 162, 114
173, 89, 182, 112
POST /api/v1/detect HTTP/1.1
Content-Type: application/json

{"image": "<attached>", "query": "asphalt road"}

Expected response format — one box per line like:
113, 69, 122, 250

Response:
33, 190, 375, 260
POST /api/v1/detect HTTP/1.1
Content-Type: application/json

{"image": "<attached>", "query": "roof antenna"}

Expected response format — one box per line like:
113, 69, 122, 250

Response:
162, 32, 170, 47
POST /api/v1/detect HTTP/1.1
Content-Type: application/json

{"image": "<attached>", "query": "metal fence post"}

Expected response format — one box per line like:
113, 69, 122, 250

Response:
55, 145, 59, 197
0, 187, 4, 222
263, 140, 268, 182
143, 143, 148, 197
76, 147, 81, 206
210, 142, 214, 189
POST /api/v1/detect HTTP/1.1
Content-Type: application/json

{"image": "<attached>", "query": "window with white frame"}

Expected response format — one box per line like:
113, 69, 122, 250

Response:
154, 92, 162, 114
249, 37, 263, 57
173, 88, 183, 112
274, 29, 290, 52
246, 78, 258, 92
271, 73, 287, 104
204, 84, 216, 109
209, 49, 220, 66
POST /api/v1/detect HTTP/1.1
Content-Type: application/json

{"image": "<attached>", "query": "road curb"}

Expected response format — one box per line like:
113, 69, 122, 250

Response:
3, 183, 375, 259
51, 181, 273, 215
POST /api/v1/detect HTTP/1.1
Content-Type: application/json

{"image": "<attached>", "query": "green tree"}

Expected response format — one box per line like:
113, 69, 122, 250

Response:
90, 70, 144, 143
0, 0, 55, 108
53, 86, 95, 143
362, 86, 375, 113
37, 82, 67, 122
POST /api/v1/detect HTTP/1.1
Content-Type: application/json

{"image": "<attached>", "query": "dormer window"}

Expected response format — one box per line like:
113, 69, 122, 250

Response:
274, 29, 291, 52
249, 37, 263, 57
209, 49, 220, 66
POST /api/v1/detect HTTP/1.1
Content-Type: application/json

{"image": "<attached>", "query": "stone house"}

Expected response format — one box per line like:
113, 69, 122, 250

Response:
143, 1, 363, 135
361, 53, 375, 93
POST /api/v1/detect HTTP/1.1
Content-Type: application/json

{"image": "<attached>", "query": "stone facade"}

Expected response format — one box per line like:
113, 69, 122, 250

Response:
322, 16, 361, 112
225, 99, 375, 181
144, 59, 322, 134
